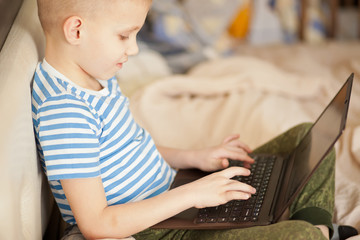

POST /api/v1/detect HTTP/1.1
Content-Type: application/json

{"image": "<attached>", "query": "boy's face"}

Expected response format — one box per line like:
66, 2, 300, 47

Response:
77, 0, 151, 81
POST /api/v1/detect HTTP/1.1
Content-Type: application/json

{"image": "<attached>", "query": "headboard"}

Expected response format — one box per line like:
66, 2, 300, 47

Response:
0, 0, 23, 51
0, 0, 64, 238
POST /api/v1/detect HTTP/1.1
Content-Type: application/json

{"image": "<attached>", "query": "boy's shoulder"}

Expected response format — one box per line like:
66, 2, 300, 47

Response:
32, 63, 103, 133
33, 63, 77, 103
32, 61, 124, 123
32, 62, 98, 118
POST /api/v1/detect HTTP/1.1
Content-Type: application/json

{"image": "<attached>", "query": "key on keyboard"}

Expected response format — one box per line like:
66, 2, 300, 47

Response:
195, 155, 276, 224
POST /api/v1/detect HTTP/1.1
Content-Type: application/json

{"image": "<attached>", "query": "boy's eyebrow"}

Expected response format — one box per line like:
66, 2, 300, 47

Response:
121, 26, 141, 33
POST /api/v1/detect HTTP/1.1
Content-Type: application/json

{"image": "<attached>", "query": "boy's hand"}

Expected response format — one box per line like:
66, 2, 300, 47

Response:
195, 134, 254, 172
182, 167, 256, 209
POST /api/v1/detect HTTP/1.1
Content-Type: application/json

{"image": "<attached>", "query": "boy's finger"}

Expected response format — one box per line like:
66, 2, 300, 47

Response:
243, 162, 251, 169
221, 159, 230, 168
221, 166, 251, 179
225, 191, 252, 201
223, 137, 252, 153
228, 180, 256, 194
225, 150, 254, 164
222, 134, 240, 144
227, 140, 252, 153
236, 142, 252, 153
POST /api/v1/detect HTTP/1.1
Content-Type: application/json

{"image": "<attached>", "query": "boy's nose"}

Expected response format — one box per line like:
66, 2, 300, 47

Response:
126, 39, 139, 56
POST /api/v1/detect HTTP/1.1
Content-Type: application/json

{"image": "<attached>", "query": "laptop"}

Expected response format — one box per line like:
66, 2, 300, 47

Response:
152, 73, 354, 230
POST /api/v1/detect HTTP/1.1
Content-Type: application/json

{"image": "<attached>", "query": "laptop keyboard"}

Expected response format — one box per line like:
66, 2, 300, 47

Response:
195, 155, 276, 224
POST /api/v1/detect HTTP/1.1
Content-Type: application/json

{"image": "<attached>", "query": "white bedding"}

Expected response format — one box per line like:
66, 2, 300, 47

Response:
123, 42, 360, 233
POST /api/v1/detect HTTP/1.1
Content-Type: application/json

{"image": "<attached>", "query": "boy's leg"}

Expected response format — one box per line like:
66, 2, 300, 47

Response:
252, 122, 335, 236
61, 224, 136, 240
134, 123, 334, 240
288, 148, 335, 235
134, 220, 326, 240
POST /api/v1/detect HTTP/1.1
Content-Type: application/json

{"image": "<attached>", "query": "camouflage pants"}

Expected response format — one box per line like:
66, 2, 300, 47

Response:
133, 123, 335, 240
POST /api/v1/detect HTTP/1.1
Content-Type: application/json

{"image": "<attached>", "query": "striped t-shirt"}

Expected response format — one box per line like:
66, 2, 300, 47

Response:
32, 60, 176, 224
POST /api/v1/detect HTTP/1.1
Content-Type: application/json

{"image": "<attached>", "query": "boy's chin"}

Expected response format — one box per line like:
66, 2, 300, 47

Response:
96, 72, 117, 81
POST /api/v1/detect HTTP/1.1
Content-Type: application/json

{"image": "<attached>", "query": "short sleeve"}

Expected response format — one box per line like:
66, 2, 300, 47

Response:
36, 95, 101, 180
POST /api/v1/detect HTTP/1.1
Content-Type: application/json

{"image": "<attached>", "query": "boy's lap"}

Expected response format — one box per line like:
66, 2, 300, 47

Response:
62, 221, 325, 240
61, 224, 135, 240
133, 220, 326, 240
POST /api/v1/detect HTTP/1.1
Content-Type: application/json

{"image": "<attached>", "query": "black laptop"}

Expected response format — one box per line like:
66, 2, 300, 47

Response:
153, 73, 354, 230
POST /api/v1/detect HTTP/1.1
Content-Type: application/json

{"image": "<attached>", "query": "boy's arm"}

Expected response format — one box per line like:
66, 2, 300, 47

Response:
61, 176, 192, 239
157, 134, 254, 172
61, 167, 255, 239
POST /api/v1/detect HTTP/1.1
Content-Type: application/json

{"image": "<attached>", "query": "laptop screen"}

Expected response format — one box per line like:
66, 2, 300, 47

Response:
285, 74, 353, 206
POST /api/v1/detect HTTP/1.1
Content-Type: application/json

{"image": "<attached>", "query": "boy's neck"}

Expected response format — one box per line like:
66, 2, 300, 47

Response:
45, 42, 104, 91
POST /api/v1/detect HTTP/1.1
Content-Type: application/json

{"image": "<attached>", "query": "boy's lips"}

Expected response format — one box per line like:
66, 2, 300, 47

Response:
116, 59, 127, 68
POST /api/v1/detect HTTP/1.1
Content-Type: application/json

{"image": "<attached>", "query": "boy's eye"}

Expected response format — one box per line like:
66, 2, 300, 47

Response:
119, 35, 129, 40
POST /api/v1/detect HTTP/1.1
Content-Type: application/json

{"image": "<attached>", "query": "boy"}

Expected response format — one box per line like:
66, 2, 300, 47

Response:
33, 0, 334, 239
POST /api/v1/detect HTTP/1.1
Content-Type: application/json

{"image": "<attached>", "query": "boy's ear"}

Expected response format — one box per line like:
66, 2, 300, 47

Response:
63, 16, 83, 45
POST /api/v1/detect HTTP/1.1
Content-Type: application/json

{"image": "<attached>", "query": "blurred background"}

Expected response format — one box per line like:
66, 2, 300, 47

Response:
135, 0, 360, 73
114, 0, 360, 96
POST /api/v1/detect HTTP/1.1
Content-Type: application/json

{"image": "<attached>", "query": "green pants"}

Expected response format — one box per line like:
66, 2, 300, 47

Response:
134, 123, 335, 240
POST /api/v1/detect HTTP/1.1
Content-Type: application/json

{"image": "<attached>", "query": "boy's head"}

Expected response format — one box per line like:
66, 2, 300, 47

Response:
37, 0, 152, 82
38, 0, 96, 34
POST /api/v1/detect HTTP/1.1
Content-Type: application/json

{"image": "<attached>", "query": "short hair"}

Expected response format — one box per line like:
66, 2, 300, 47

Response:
36, 0, 105, 33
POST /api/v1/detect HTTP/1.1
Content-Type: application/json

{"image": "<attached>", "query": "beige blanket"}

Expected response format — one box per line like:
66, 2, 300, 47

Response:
129, 42, 360, 231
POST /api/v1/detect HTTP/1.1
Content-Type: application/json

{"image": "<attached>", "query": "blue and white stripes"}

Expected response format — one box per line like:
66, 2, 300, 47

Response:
32, 60, 176, 224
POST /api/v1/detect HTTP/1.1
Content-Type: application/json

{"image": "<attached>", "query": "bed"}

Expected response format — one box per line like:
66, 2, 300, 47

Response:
119, 40, 360, 238
116, 1, 360, 236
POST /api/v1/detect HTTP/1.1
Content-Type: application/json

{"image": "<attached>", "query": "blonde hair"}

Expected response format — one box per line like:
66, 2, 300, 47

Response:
37, 0, 105, 33
37, 0, 152, 35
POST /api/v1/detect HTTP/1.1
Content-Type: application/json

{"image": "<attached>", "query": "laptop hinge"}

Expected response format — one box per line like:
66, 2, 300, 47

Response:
270, 153, 293, 223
